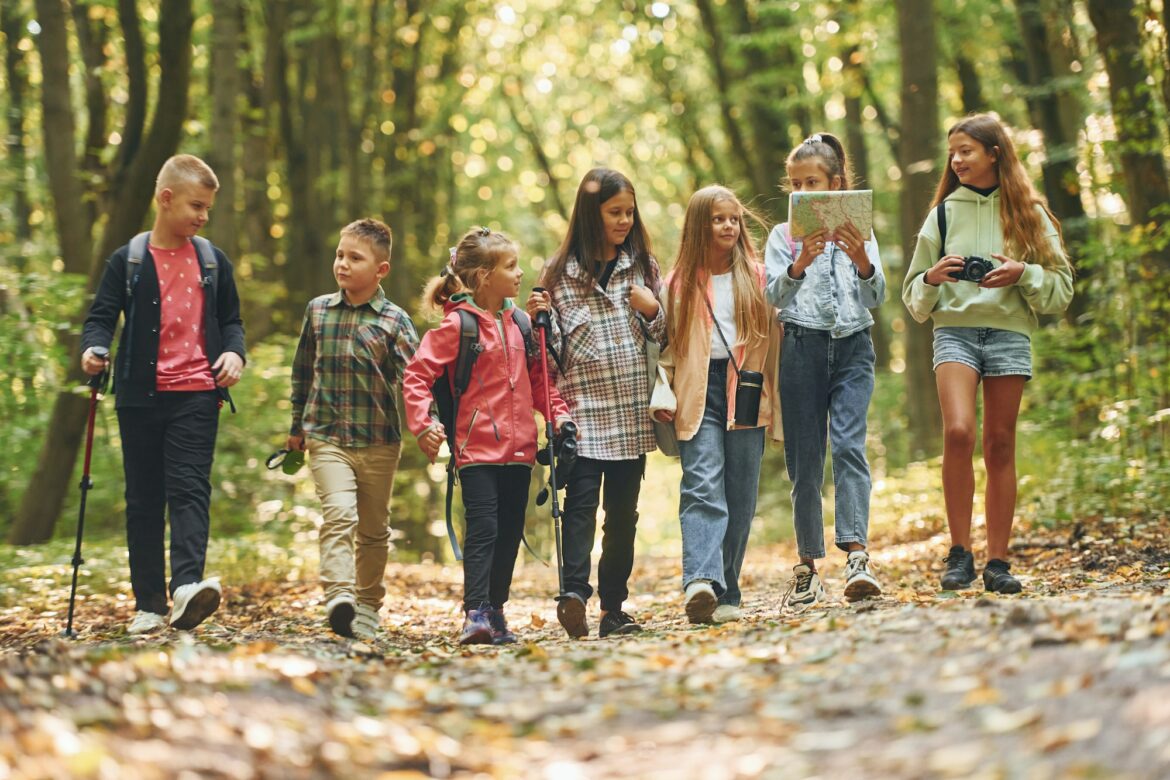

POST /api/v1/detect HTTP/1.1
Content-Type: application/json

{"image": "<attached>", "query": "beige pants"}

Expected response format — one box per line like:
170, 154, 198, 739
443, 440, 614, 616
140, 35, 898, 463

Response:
307, 439, 401, 609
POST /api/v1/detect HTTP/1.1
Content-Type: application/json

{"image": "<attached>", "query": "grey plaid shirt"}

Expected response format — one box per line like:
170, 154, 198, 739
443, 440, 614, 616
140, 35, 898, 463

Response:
546, 252, 666, 460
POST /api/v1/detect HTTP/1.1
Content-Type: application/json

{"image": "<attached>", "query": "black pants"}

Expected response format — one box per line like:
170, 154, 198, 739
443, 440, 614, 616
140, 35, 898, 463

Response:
560, 455, 645, 612
118, 391, 220, 615
460, 464, 531, 612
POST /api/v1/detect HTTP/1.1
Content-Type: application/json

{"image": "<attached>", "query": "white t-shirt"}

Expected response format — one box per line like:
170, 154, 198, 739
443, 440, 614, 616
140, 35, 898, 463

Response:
709, 272, 737, 359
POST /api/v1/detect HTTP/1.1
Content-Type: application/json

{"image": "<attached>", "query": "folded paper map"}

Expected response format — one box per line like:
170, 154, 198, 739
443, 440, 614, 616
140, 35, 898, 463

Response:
788, 189, 873, 240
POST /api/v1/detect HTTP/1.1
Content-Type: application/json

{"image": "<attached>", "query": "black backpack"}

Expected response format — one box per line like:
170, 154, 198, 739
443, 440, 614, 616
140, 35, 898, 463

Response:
433, 307, 535, 560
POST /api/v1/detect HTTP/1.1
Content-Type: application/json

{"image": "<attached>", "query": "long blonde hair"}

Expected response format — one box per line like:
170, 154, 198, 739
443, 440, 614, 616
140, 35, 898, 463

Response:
932, 114, 1071, 270
668, 186, 770, 359
421, 227, 518, 314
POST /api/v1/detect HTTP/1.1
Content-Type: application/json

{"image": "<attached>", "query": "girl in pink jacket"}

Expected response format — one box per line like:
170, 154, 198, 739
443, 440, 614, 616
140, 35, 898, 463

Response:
403, 227, 572, 645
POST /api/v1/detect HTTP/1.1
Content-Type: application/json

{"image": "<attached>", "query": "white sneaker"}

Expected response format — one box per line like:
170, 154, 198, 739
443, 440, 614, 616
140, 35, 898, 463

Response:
169, 578, 222, 630
712, 604, 743, 623
127, 610, 167, 635
843, 550, 882, 602
684, 580, 717, 624
782, 564, 825, 614
326, 595, 356, 638
352, 604, 379, 641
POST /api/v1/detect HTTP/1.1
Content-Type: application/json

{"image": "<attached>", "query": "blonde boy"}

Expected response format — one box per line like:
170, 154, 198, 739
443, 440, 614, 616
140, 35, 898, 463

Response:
81, 154, 246, 634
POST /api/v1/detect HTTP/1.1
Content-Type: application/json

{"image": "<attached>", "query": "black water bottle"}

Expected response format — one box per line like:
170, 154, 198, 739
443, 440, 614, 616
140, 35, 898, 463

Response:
734, 370, 764, 427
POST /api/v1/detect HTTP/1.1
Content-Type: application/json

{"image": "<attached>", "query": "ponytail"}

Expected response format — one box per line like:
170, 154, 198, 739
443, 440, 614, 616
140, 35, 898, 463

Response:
786, 132, 853, 190
420, 227, 519, 315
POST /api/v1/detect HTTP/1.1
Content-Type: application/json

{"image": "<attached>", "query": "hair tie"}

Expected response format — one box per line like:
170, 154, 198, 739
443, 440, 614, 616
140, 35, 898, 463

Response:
804, 134, 823, 145
478, 226, 491, 236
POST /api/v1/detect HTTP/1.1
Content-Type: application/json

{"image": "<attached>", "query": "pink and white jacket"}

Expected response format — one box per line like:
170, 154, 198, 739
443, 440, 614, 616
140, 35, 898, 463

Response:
403, 296, 570, 468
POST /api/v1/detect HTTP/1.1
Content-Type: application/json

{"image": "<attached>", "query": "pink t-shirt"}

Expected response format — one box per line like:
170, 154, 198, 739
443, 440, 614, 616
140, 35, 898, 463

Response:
151, 242, 216, 391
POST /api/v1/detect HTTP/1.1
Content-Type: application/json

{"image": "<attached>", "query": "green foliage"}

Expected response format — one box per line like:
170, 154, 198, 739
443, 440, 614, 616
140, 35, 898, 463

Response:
1023, 229, 1170, 526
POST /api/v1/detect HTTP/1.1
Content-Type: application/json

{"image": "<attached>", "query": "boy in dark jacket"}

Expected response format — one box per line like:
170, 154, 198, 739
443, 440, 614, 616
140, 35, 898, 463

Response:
81, 154, 246, 634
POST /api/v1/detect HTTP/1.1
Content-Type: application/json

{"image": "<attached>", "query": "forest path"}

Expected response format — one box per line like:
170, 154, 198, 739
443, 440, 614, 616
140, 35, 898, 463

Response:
2, 526, 1169, 779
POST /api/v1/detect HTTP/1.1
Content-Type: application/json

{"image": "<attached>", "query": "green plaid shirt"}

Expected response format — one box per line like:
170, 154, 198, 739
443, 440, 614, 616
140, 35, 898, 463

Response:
290, 287, 419, 447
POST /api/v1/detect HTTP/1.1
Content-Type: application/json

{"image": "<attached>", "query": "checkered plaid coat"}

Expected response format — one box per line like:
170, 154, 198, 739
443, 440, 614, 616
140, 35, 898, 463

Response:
545, 252, 666, 460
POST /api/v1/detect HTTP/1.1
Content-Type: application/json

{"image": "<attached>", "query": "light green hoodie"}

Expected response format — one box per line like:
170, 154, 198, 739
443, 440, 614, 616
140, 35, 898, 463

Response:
902, 186, 1073, 335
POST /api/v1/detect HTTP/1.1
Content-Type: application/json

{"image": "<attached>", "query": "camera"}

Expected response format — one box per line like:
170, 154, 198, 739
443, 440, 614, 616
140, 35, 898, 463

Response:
734, 370, 764, 427
536, 421, 578, 504
948, 255, 994, 283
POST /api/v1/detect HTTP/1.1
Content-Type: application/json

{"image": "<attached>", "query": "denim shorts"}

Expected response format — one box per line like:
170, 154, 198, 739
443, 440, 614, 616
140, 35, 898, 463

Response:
932, 326, 1032, 379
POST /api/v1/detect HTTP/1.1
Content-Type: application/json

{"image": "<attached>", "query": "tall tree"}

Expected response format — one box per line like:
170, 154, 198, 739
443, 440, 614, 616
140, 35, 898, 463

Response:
206, 0, 241, 259
1013, 0, 1089, 317
1, 2, 31, 251
896, 0, 942, 458
1086, 0, 1170, 275
10, 0, 196, 545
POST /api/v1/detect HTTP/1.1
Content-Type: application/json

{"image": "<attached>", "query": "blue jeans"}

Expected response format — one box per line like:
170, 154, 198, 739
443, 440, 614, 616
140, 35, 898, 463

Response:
678, 360, 765, 606
779, 325, 875, 559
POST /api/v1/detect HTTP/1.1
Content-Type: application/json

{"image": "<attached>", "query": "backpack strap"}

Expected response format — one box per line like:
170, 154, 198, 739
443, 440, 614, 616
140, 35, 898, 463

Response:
512, 308, 536, 357
936, 202, 947, 259
192, 235, 219, 303
125, 231, 150, 307
782, 222, 797, 258
444, 309, 482, 561
119, 232, 152, 380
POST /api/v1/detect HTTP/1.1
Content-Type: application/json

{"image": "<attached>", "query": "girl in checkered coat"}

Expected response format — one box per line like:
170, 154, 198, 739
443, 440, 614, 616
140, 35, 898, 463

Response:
526, 168, 666, 639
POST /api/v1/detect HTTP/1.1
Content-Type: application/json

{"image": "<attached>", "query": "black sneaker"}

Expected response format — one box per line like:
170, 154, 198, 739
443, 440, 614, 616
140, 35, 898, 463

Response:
983, 559, 1023, 594
599, 610, 642, 638
940, 545, 976, 590
556, 592, 588, 639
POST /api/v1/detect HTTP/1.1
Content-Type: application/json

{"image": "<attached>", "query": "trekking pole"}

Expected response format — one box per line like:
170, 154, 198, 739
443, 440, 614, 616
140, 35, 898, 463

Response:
64, 347, 109, 639
531, 288, 565, 597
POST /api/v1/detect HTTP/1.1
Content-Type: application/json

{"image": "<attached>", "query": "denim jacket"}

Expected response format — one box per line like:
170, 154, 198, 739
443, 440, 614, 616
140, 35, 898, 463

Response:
764, 223, 886, 338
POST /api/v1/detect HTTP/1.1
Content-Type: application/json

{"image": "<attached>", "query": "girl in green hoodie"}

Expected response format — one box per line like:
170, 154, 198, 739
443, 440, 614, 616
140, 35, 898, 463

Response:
903, 114, 1074, 594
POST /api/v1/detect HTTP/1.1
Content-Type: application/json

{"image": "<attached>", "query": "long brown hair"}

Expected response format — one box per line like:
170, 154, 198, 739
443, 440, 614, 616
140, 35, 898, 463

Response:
931, 114, 1070, 270
668, 186, 770, 359
540, 168, 657, 291
421, 227, 518, 314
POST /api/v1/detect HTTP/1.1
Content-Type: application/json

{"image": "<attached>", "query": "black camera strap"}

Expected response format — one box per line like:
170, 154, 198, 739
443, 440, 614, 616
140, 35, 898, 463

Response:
704, 294, 744, 380
936, 202, 948, 259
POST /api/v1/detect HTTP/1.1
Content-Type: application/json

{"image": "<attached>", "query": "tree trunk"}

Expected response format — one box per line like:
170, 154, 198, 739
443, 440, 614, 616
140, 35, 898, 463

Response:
897, 0, 943, 459
1014, 0, 1090, 319
694, 0, 757, 192
955, 54, 984, 114
1, 2, 31, 250
840, 36, 890, 372
10, 0, 195, 545
33, 0, 93, 276
206, 0, 241, 259
1086, 0, 1170, 275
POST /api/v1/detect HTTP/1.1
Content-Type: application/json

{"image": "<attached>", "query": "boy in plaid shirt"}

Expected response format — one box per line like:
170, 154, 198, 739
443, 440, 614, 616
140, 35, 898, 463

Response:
288, 218, 419, 641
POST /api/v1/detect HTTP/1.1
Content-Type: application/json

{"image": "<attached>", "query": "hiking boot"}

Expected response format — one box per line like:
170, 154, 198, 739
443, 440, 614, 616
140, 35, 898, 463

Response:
781, 564, 825, 614
352, 604, 379, 642
169, 578, 221, 630
556, 592, 589, 639
599, 610, 642, 638
684, 580, 717, 624
940, 545, 977, 590
127, 610, 167, 635
712, 604, 743, 623
459, 607, 493, 645
843, 550, 882, 602
326, 596, 356, 638
486, 607, 517, 645
983, 559, 1023, 594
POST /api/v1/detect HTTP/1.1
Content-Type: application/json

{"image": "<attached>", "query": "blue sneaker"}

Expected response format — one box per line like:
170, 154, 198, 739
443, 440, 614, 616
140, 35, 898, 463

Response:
459, 607, 493, 645
486, 607, 517, 645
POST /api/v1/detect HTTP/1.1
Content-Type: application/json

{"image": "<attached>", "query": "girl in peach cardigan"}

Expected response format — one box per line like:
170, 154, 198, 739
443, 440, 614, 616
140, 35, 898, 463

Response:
656, 186, 780, 624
